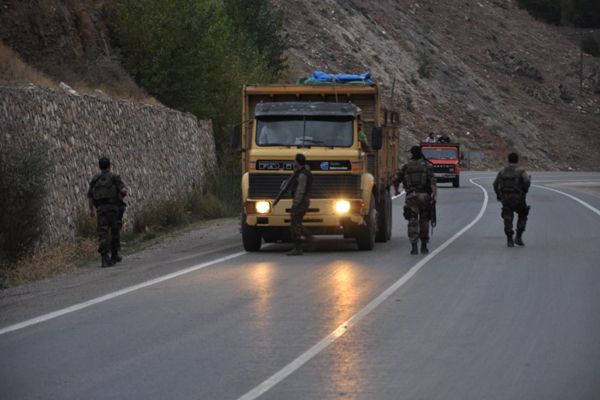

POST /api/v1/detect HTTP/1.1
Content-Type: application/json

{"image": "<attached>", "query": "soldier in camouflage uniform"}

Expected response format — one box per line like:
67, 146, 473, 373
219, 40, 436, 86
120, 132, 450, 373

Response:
287, 153, 313, 256
394, 145, 437, 255
493, 152, 531, 247
88, 157, 128, 267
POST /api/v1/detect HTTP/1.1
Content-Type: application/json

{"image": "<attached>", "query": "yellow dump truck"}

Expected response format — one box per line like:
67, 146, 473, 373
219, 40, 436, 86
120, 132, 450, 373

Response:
230, 84, 400, 251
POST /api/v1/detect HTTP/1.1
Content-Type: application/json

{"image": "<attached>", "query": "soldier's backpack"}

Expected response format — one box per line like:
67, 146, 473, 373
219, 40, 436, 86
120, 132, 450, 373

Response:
404, 161, 430, 192
499, 167, 522, 195
92, 172, 118, 202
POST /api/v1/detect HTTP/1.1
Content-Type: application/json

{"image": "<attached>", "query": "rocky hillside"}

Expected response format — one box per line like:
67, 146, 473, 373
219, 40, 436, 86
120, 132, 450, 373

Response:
1, 0, 598, 169
274, 0, 600, 170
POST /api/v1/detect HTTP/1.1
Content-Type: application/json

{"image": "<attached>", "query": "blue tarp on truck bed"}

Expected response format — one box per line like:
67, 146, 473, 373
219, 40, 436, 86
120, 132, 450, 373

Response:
297, 71, 374, 85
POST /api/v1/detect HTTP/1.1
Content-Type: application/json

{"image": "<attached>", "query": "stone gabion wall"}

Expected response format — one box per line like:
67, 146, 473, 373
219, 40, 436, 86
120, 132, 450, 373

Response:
0, 86, 216, 243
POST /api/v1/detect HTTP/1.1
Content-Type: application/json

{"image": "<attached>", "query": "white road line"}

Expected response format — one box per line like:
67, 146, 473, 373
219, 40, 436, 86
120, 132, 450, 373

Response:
534, 184, 600, 217
236, 179, 489, 400
0, 252, 247, 336
532, 179, 600, 184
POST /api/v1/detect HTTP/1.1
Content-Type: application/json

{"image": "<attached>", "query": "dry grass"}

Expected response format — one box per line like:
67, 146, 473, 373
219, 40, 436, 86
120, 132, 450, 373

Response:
0, 41, 55, 88
1, 238, 97, 289
70, 79, 162, 105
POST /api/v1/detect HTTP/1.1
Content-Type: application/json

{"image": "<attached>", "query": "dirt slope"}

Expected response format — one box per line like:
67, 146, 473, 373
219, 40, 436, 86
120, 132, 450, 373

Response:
0, 0, 149, 101
274, 0, 600, 169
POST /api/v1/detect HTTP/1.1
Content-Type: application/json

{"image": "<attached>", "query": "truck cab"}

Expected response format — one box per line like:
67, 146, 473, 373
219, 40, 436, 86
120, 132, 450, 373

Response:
420, 143, 461, 187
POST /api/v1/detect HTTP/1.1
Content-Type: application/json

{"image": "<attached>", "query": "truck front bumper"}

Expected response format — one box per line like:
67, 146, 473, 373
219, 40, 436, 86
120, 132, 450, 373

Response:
245, 198, 367, 229
246, 213, 364, 227
433, 173, 458, 182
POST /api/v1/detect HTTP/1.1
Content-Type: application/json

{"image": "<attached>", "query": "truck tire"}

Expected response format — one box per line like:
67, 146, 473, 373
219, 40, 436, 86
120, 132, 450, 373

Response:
453, 176, 460, 188
375, 189, 392, 242
356, 197, 376, 250
241, 213, 262, 251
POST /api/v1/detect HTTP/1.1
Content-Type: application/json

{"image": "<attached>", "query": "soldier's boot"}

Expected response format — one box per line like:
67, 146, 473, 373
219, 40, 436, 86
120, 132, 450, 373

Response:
410, 241, 419, 255
111, 253, 123, 264
420, 240, 429, 254
287, 244, 303, 256
101, 253, 112, 268
506, 234, 515, 248
515, 230, 525, 246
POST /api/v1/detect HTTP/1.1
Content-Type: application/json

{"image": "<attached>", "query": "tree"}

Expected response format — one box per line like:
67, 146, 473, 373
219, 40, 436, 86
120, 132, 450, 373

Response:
561, 0, 600, 28
110, 0, 288, 150
223, 0, 288, 79
517, 0, 600, 27
517, 0, 562, 25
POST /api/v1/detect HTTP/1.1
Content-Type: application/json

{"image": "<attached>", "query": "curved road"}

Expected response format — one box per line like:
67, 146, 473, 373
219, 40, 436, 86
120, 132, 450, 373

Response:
1, 172, 599, 399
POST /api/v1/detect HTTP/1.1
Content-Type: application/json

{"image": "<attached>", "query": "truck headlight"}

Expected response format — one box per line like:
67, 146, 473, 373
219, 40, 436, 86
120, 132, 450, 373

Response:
334, 200, 351, 214
255, 201, 271, 214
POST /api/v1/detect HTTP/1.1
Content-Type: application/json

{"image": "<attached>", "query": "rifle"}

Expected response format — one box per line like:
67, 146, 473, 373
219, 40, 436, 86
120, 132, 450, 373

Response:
430, 200, 437, 235
273, 170, 300, 207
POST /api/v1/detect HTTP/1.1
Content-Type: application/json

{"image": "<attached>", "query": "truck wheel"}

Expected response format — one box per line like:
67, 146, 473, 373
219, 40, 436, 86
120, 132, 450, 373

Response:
356, 197, 376, 250
241, 213, 262, 251
376, 189, 392, 242
453, 176, 460, 188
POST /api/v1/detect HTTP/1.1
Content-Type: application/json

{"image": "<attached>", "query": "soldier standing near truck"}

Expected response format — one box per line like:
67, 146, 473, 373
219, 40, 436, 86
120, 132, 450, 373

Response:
493, 152, 531, 247
286, 153, 313, 256
394, 145, 437, 255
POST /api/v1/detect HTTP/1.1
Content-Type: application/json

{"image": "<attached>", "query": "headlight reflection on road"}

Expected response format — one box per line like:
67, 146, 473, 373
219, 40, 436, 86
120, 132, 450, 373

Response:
325, 261, 363, 396
328, 261, 360, 326
249, 262, 276, 332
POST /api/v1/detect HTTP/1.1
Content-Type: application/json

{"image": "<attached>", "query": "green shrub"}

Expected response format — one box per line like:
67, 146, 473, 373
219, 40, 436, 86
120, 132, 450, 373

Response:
0, 131, 51, 262
186, 188, 226, 220
582, 35, 600, 57
134, 198, 186, 233
209, 164, 240, 216
75, 209, 97, 238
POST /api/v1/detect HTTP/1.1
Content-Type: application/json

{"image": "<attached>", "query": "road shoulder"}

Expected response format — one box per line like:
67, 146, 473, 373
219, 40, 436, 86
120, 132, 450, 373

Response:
0, 217, 240, 328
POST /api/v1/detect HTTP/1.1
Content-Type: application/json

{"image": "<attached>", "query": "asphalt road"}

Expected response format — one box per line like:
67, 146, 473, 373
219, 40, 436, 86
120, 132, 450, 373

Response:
1, 171, 599, 400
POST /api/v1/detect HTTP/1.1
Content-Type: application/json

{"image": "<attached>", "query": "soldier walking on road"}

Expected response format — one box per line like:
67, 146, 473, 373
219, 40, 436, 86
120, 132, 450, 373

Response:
394, 145, 437, 255
88, 157, 128, 267
287, 153, 313, 256
493, 152, 531, 247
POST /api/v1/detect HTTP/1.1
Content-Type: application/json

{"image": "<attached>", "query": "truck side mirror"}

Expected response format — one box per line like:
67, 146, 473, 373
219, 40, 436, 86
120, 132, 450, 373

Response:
230, 125, 241, 149
371, 127, 383, 150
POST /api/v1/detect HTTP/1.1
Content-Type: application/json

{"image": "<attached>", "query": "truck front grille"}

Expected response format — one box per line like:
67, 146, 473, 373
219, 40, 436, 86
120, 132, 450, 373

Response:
432, 164, 453, 174
249, 173, 361, 199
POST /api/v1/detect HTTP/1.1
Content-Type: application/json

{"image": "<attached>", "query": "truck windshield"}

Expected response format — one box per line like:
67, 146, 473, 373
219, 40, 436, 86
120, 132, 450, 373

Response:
422, 147, 458, 160
256, 116, 353, 147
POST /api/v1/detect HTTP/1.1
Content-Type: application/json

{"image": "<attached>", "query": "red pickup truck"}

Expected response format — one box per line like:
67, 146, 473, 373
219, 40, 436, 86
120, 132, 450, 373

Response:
420, 143, 461, 187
